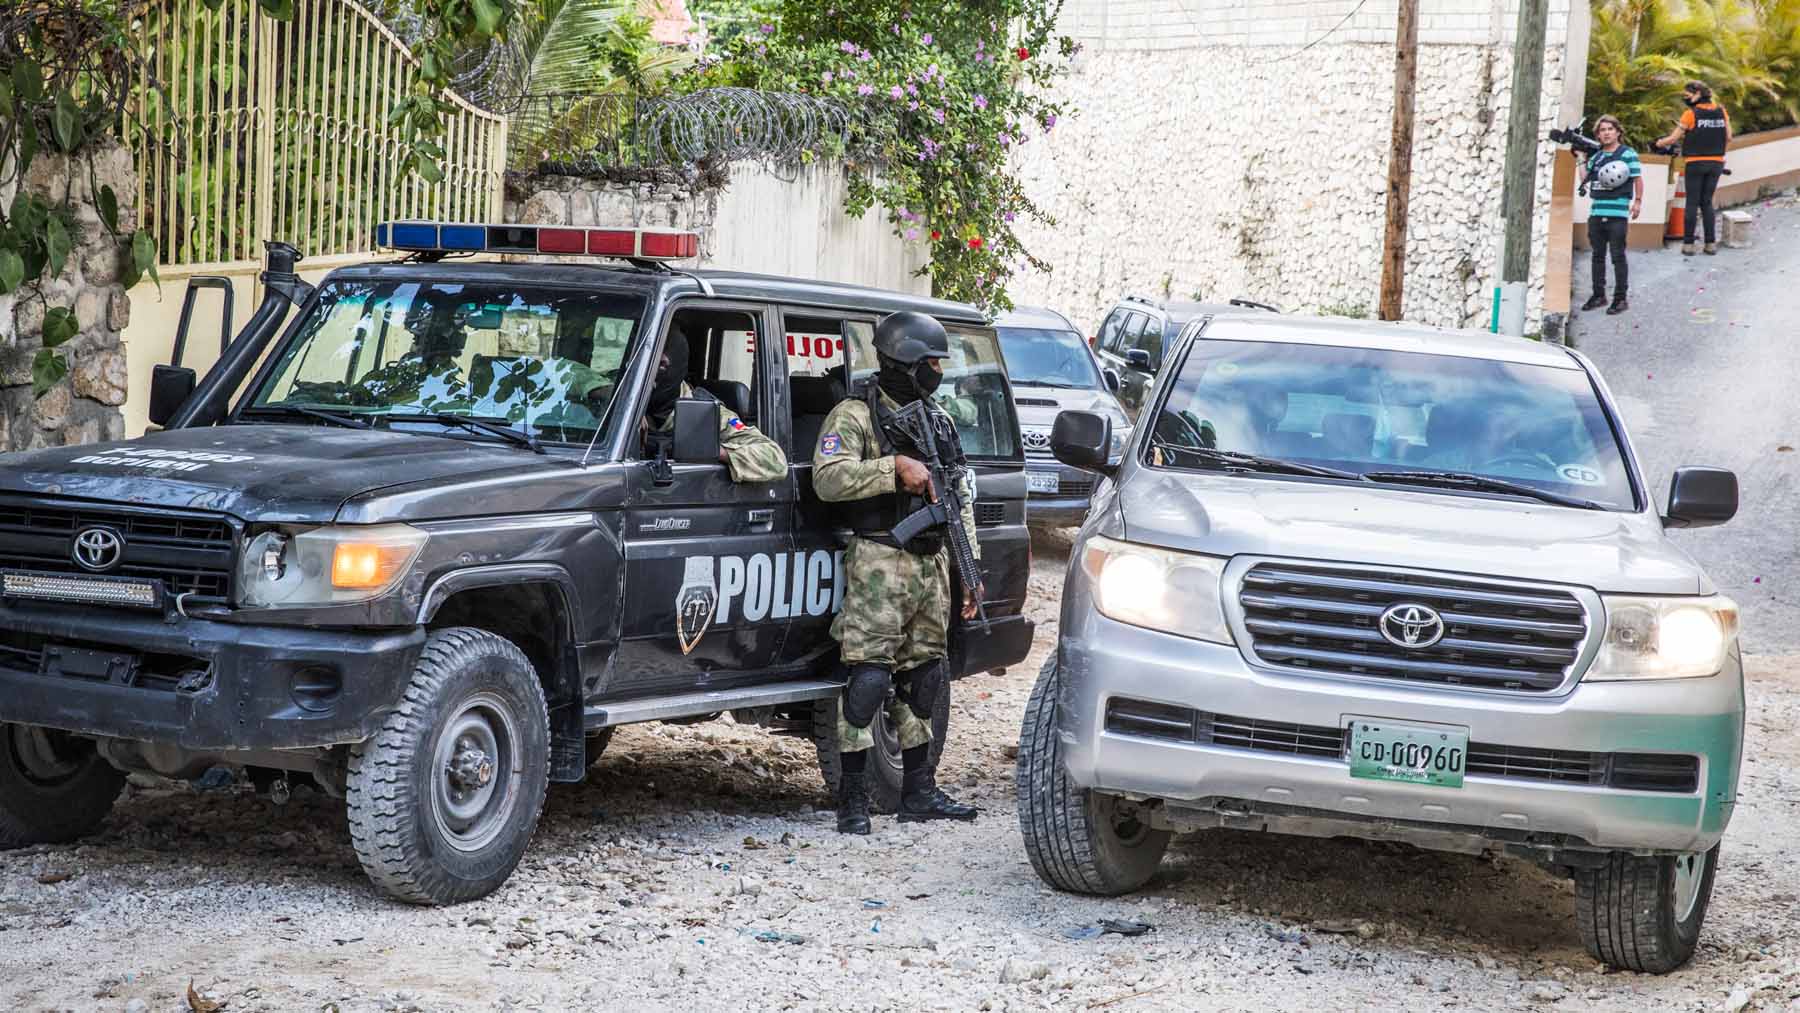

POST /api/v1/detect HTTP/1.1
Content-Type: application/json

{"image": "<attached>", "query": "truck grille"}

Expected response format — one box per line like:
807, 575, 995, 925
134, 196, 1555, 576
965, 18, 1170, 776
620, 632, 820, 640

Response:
1237, 564, 1589, 692
1103, 701, 1697, 792
0, 498, 236, 601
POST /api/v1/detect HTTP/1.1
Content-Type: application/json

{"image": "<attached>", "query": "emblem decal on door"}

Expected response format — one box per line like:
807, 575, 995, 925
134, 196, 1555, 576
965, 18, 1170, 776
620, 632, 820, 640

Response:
676, 556, 720, 654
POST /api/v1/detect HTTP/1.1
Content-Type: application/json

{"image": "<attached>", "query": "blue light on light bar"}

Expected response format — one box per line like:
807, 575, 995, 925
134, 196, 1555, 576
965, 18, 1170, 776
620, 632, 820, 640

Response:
439, 224, 486, 250
389, 222, 439, 249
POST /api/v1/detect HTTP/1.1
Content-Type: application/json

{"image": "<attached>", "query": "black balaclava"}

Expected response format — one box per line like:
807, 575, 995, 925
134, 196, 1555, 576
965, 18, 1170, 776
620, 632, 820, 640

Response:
649, 327, 690, 418
877, 355, 942, 406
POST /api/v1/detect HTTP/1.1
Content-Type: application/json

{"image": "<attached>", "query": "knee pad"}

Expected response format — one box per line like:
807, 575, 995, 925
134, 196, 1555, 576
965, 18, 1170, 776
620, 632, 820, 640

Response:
843, 663, 892, 729
896, 660, 946, 721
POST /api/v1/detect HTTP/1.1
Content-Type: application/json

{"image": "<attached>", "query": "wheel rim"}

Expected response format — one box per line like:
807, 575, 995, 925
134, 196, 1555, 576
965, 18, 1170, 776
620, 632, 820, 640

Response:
1672, 850, 1708, 923
429, 693, 520, 854
9, 726, 88, 788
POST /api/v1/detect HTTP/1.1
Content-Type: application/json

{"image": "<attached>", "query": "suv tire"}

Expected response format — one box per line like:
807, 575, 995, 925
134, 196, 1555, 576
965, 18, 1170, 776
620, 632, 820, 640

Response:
346, 628, 550, 905
1574, 846, 1719, 973
1017, 654, 1169, 895
0, 724, 126, 848
812, 679, 949, 815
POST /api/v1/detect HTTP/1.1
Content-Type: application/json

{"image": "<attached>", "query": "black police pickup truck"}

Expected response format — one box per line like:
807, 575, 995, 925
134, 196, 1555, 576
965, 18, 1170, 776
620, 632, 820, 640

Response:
0, 224, 1034, 904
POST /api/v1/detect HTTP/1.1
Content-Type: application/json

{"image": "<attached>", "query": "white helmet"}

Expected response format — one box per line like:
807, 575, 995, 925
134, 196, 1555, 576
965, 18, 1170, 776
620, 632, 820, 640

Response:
1595, 158, 1632, 191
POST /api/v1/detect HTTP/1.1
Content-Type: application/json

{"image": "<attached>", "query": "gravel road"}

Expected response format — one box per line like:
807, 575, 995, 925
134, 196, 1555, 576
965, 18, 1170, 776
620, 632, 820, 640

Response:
3, 528, 1797, 1013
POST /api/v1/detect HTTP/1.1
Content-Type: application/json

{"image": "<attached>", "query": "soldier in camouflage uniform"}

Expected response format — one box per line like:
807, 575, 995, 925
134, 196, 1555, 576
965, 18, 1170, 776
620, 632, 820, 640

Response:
814, 311, 982, 834
643, 325, 787, 483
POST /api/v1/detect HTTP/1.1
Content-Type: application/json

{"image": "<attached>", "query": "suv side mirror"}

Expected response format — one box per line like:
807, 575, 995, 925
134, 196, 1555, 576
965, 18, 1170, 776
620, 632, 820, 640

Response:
1052, 410, 1114, 477
1102, 367, 1121, 392
1664, 467, 1737, 528
672, 397, 722, 465
148, 365, 197, 428
1125, 348, 1153, 371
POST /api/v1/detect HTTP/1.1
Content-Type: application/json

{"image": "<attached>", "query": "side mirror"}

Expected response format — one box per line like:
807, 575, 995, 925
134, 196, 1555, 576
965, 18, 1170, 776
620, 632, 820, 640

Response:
148, 365, 197, 428
1051, 410, 1114, 477
1125, 348, 1153, 371
672, 397, 722, 465
1664, 467, 1737, 528
1102, 368, 1121, 393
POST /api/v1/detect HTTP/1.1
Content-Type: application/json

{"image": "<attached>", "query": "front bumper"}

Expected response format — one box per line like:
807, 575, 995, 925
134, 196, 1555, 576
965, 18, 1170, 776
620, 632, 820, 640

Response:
0, 601, 425, 751
1024, 458, 1097, 526
1058, 612, 1744, 854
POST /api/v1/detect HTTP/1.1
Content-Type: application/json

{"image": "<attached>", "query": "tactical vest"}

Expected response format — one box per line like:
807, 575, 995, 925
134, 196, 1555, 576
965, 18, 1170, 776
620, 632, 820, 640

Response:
833, 378, 962, 555
1686, 104, 1729, 158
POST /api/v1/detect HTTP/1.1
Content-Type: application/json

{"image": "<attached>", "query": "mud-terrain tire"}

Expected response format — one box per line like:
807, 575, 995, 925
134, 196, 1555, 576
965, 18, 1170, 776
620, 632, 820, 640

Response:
346, 628, 550, 905
1574, 845, 1719, 973
0, 724, 126, 848
1016, 654, 1169, 894
813, 679, 949, 815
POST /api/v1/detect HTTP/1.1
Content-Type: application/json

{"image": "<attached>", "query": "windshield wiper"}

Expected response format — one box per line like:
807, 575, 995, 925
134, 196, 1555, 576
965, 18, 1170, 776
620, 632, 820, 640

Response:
243, 404, 371, 430
1149, 439, 1362, 480
1362, 469, 1604, 510
382, 412, 544, 454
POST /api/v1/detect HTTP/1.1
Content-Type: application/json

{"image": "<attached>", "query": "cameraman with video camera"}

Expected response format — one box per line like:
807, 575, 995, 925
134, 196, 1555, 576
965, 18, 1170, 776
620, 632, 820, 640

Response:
1656, 80, 1732, 256
1579, 115, 1643, 315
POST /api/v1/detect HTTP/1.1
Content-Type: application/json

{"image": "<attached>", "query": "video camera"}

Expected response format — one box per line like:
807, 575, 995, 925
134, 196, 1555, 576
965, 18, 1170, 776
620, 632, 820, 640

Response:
1549, 124, 1602, 157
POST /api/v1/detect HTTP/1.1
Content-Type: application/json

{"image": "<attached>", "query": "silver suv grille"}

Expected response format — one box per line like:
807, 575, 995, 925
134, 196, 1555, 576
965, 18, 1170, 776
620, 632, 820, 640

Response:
1237, 563, 1588, 693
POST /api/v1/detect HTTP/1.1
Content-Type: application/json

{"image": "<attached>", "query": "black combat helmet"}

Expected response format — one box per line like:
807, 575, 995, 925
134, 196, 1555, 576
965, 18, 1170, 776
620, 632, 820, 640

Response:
874, 311, 950, 403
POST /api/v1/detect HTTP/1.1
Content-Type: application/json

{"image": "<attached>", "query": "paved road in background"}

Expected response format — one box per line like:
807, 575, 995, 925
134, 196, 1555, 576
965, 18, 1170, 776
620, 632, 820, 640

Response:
1569, 195, 1800, 653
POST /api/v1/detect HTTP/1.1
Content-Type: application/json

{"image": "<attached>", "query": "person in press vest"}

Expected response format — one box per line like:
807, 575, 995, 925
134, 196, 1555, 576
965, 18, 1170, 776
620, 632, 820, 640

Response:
1578, 115, 1643, 316
1656, 80, 1732, 256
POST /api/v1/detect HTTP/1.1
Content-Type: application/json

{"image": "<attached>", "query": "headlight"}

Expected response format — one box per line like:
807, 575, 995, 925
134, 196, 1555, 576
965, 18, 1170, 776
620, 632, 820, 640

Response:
1081, 534, 1230, 643
1108, 425, 1134, 464
239, 524, 428, 607
1586, 594, 1739, 680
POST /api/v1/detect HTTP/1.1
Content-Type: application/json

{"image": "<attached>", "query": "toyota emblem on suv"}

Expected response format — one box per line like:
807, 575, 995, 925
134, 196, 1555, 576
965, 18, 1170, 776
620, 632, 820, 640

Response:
1021, 428, 1051, 451
1378, 602, 1445, 649
72, 527, 125, 572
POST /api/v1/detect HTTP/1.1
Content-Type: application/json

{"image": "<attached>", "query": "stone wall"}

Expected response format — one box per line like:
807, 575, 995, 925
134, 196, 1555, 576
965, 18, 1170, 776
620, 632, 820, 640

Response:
1008, 0, 1580, 334
0, 140, 135, 451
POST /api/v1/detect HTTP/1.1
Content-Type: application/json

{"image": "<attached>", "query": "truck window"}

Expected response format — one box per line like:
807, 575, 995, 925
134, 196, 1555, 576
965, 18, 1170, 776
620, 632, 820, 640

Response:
1096, 309, 1128, 353
668, 307, 762, 422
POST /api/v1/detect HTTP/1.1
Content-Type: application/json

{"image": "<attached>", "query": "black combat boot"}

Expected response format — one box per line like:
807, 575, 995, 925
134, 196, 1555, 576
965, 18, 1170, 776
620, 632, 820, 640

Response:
835, 750, 871, 835
896, 744, 978, 823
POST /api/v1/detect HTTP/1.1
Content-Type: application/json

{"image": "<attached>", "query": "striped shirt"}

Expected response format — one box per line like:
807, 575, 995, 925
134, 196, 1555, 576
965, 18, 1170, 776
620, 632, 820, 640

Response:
1586, 146, 1641, 219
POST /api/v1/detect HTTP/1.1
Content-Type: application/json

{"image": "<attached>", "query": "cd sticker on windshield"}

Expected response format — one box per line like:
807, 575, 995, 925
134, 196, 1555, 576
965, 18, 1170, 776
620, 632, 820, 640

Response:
1557, 464, 1604, 486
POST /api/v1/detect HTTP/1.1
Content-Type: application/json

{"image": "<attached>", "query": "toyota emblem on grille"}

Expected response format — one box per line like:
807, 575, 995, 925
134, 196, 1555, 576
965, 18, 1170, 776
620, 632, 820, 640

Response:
1021, 428, 1051, 451
71, 527, 125, 572
1378, 603, 1445, 649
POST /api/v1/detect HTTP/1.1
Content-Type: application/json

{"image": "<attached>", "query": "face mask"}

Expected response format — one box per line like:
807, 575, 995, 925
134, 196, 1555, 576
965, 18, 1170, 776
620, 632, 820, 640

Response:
649, 333, 689, 417
910, 360, 943, 399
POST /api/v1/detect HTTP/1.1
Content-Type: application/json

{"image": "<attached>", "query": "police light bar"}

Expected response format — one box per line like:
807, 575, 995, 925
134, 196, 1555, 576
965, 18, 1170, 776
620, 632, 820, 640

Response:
373, 221, 700, 261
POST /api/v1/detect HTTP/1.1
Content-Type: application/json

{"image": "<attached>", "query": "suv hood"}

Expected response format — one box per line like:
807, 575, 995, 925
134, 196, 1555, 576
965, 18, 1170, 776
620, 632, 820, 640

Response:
1117, 470, 1707, 595
1012, 384, 1126, 430
0, 424, 571, 523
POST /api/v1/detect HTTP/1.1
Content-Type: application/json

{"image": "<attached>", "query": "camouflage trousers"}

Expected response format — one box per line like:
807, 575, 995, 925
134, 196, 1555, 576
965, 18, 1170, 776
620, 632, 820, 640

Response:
831, 536, 949, 753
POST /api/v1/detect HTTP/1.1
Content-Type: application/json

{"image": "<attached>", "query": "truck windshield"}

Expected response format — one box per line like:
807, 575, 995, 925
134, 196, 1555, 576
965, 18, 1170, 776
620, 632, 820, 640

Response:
1150, 339, 1637, 510
247, 281, 646, 445
996, 327, 1102, 389
845, 323, 1022, 460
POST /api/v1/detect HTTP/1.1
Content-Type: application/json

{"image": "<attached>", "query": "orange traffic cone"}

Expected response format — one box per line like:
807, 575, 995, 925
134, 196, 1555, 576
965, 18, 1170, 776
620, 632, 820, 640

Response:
1666, 165, 1687, 240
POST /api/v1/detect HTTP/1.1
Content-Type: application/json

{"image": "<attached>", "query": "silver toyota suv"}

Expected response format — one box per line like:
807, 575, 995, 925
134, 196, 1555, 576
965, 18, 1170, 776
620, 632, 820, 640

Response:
1017, 312, 1743, 973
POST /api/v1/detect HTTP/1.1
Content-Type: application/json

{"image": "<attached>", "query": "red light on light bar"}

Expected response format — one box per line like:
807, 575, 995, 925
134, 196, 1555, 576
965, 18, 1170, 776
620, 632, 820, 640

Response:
538, 228, 587, 254
639, 231, 698, 259
588, 229, 637, 256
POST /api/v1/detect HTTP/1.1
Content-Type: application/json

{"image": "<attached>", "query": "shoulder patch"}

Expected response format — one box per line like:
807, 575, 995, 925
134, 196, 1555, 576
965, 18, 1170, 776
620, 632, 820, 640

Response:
727, 416, 746, 431
820, 432, 841, 455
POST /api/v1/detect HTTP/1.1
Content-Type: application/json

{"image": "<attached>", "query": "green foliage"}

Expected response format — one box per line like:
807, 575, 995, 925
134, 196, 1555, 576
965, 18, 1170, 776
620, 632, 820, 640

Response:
389, 0, 522, 183
1, 1, 159, 397
1587, 0, 1800, 144
692, 1, 1074, 310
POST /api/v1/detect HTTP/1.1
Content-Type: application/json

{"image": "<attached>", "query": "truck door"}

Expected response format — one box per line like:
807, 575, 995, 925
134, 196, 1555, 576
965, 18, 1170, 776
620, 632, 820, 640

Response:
613, 302, 796, 698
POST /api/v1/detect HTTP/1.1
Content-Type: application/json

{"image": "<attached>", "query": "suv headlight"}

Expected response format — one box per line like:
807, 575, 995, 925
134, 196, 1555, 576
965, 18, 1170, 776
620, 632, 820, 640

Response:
239, 524, 428, 607
1081, 535, 1230, 643
1108, 425, 1134, 465
1587, 594, 1739, 680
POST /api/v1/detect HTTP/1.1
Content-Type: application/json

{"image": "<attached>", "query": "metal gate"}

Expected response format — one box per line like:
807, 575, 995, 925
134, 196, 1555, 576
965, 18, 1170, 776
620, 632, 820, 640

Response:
132, 0, 507, 269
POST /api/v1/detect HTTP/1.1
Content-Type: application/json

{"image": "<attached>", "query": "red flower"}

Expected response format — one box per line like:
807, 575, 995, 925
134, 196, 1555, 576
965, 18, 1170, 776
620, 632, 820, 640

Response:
1017, 46, 1030, 60
967, 236, 984, 250
930, 229, 942, 241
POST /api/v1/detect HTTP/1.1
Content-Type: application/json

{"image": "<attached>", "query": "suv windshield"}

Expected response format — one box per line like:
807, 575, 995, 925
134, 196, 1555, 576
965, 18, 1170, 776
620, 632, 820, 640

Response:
996, 326, 1101, 389
1149, 339, 1637, 510
247, 281, 646, 444
846, 323, 1021, 460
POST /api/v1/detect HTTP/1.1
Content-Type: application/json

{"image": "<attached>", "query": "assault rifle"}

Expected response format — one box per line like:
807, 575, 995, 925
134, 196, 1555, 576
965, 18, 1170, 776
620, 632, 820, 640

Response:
886, 399, 988, 632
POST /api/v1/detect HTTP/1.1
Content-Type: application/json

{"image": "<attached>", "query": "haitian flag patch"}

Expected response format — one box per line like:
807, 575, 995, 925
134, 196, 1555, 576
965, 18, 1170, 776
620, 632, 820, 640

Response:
820, 432, 841, 455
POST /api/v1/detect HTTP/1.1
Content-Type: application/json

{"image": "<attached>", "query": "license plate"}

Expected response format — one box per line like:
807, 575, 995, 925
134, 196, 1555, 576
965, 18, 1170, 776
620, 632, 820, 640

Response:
1347, 719, 1468, 788
1027, 471, 1060, 494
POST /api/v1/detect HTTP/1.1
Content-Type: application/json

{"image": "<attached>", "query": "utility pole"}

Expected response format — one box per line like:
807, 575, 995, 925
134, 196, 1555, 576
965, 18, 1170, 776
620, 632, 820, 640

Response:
1495, 0, 1551, 334
1378, 0, 1420, 321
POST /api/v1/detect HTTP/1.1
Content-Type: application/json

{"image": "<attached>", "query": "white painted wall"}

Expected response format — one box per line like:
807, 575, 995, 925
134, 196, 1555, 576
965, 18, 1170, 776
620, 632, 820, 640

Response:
705, 163, 930, 292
